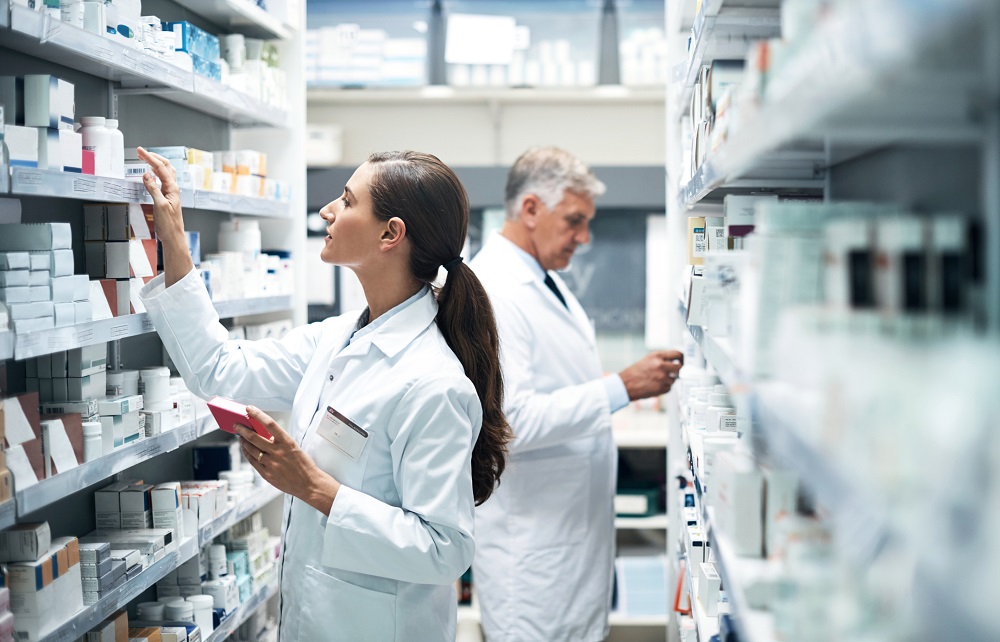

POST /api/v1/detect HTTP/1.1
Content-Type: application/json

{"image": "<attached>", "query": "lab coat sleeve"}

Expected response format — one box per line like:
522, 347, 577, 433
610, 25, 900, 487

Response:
321, 372, 479, 585
140, 269, 321, 410
495, 295, 612, 453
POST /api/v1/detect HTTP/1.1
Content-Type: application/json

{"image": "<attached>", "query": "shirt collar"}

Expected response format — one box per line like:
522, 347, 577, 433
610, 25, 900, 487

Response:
352, 285, 428, 344
346, 286, 439, 358
492, 232, 547, 283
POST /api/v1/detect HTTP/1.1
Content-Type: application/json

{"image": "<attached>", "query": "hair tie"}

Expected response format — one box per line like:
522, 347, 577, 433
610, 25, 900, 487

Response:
443, 256, 463, 271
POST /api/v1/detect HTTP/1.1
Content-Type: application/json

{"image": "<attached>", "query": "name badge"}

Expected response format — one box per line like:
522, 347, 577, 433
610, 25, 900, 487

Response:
317, 406, 369, 462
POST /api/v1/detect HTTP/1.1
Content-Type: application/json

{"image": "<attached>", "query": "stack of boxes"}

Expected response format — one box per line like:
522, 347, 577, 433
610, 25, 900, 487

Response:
84, 203, 159, 319
0, 75, 83, 175
221, 513, 279, 601
0, 223, 92, 331
78, 541, 125, 606
162, 21, 221, 81
97, 393, 145, 453
28, 345, 107, 404
0, 524, 84, 640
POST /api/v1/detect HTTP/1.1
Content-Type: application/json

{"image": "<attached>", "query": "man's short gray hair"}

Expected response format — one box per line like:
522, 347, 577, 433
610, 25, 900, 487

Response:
504, 147, 606, 220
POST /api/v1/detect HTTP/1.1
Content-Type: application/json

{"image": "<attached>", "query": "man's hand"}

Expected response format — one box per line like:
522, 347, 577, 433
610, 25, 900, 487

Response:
619, 350, 684, 401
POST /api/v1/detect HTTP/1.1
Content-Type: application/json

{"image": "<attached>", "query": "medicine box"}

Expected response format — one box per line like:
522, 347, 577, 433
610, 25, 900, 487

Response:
98, 395, 144, 416
67, 344, 107, 378
0, 251, 30, 270
24, 75, 74, 130
0, 522, 51, 563
151, 482, 184, 540
94, 480, 135, 530
0, 223, 72, 252
79, 541, 111, 566
68, 370, 108, 401
4, 124, 38, 167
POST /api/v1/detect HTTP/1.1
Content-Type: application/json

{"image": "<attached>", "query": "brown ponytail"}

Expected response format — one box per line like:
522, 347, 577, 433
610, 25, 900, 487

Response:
367, 151, 511, 505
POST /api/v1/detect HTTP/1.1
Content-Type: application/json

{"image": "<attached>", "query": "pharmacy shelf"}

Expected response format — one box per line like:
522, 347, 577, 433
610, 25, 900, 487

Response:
607, 613, 670, 627
0, 500, 14, 531
706, 510, 776, 642
200, 484, 283, 544
677, 299, 744, 392
1, 4, 288, 128
0, 330, 12, 361
16, 413, 215, 517
753, 382, 891, 564
685, 553, 720, 642
8, 167, 292, 218
675, 0, 780, 112
615, 514, 669, 530
307, 86, 665, 106
11, 295, 292, 360
40, 536, 199, 642
613, 429, 668, 449
677, 150, 825, 209
204, 581, 279, 642
171, 0, 293, 40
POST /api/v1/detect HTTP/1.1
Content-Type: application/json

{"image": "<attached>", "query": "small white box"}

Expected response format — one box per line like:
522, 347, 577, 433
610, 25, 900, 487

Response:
119, 483, 154, 529
0, 286, 30, 304
0, 252, 31, 270
4, 125, 39, 168
698, 562, 721, 617
151, 482, 185, 541
100, 411, 142, 451
68, 343, 106, 377
51, 275, 90, 303
98, 394, 143, 416
28, 269, 50, 286
0, 270, 29, 287
24, 75, 74, 130
8, 301, 54, 320
60, 129, 83, 173
0, 523, 51, 563
95, 480, 134, 529
34, 249, 75, 277
67, 370, 107, 401
13, 316, 55, 333
0, 223, 72, 251
28, 285, 50, 302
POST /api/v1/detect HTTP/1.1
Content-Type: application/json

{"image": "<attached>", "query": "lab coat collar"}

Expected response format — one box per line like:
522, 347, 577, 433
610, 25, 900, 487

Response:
487, 233, 542, 285
368, 287, 439, 358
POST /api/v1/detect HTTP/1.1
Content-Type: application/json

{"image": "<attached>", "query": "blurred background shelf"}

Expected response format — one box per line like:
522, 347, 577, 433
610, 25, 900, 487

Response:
171, 0, 293, 40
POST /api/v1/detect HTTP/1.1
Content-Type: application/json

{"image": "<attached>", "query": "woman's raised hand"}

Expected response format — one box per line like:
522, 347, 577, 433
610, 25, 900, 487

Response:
137, 147, 185, 243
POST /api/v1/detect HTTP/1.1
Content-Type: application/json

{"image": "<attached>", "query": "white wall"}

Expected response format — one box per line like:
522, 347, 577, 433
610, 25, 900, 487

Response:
306, 100, 665, 167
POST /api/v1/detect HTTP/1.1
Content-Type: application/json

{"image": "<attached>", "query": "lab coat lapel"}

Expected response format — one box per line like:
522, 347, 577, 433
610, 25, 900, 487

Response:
291, 316, 357, 443
550, 271, 597, 344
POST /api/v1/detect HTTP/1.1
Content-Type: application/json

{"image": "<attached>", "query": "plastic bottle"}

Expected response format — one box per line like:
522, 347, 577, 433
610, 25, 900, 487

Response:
218, 219, 261, 262
136, 601, 164, 621
208, 544, 228, 580
164, 600, 193, 622
705, 385, 736, 433
104, 118, 125, 179
83, 421, 102, 462
79, 117, 111, 177
187, 595, 215, 634
140, 367, 171, 411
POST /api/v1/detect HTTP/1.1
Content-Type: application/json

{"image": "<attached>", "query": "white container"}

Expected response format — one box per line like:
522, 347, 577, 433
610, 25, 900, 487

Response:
79, 117, 111, 177
208, 544, 228, 580
136, 601, 164, 621
164, 600, 193, 622
106, 370, 124, 397
121, 369, 140, 396
60, 0, 85, 28
222, 34, 246, 72
104, 118, 125, 179
83, 421, 102, 462
140, 367, 171, 411
218, 219, 261, 261
705, 385, 736, 433
82, 1, 105, 35
187, 595, 215, 634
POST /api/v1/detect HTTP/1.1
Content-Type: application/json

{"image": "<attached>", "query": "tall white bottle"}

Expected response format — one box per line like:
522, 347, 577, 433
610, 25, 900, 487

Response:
79, 117, 111, 177
104, 118, 125, 179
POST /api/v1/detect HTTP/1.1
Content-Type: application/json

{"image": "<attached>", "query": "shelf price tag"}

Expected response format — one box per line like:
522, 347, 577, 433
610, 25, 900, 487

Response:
15, 170, 42, 186
73, 178, 98, 195
121, 50, 141, 72
110, 323, 129, 338
177, 424, 197, 444
74, 327, 96, 344
92, 45, 115, 62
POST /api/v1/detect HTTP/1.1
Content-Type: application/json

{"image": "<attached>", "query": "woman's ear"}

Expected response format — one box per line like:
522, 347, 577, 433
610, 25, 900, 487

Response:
380, 217, 408, 252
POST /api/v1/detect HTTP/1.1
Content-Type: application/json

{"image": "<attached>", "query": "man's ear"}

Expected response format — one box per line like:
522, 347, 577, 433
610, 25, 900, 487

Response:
380, 217, 408, 252
521, 195, 542, 230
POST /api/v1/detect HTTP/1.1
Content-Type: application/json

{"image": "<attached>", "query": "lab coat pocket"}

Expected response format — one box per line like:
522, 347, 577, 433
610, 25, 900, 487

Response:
512, 454, 591, 548
299, 566, 397, 642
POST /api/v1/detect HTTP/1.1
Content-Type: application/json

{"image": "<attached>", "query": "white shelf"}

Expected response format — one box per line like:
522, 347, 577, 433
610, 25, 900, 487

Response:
677, 298, 744, 392
12, 295, 292, 360
607, 613, 669, 627
40, 536, 199, 642
204, 581, 279, 642
9, 167, 292, 217
615, 514, 669, 530
17, 414, 213, 516
200, 485, 283, 544
1, 5, 288, 128
613, 429, 668, 449
677, 150, 825, 209
171, 0, 292, 40
307, 86, 665, 106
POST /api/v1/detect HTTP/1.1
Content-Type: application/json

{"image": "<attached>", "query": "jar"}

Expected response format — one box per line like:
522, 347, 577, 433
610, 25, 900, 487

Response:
106, 370, 124, 397
164, 600, 194, 622
136, 601, 164, 621
140, 367, 171, 411
208, 544, 228, 580
83, 421, 102, 462
104, 118, 125, 179
79, 117, 111, 177
121, 369, 140, 396
187, 595, 215, 634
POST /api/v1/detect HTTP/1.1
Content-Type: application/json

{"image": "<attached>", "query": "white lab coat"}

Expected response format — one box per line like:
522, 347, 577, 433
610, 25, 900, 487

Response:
470, 234, 617, 642
141, 270, 482, 642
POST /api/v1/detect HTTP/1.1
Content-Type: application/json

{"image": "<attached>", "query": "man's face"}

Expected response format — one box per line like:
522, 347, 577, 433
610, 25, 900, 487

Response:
529, 190, 596, 271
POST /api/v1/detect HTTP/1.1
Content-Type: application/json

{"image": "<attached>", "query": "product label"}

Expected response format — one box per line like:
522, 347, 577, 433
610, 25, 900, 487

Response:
693, 227, 707, 255
721, 416, 738, 431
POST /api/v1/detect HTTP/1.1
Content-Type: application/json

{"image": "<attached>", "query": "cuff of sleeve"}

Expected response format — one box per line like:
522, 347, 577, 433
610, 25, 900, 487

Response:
322, 485, 364, 567
138, 267, 203, 305
602, 374, 630, 413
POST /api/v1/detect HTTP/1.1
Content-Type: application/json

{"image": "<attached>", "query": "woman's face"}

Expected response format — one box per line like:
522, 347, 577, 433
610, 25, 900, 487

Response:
318, 162, 384, 267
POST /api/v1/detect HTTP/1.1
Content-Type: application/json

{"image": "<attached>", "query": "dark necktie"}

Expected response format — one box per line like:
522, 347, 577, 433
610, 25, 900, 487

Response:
543, 273, 568, 309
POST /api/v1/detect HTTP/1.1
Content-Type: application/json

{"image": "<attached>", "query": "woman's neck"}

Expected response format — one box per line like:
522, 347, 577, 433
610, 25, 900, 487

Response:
356, 270, 424, 323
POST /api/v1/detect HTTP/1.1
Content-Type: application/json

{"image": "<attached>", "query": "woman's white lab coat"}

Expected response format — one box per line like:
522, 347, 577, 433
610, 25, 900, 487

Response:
140, 270, 482, 642
469, 234, 617, 642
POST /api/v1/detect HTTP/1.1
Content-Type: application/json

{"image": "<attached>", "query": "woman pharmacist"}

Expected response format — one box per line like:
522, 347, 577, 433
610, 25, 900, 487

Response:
136, 147, 511, 641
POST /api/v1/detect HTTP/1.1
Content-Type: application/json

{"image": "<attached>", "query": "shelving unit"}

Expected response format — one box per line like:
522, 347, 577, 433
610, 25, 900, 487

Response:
11, 296, 292, 360
666, 0, 1000, 639
308, 86, 665, 106
616, 515, 669, 530
0, 0, 305, 637
9, 167, 292, 218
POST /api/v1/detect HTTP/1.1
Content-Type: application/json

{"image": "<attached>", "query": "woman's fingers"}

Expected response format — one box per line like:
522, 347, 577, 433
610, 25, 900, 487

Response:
136, 147, 178, 188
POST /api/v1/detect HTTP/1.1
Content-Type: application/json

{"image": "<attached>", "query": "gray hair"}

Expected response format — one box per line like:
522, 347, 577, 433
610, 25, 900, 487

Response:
504, 147, 606, 220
